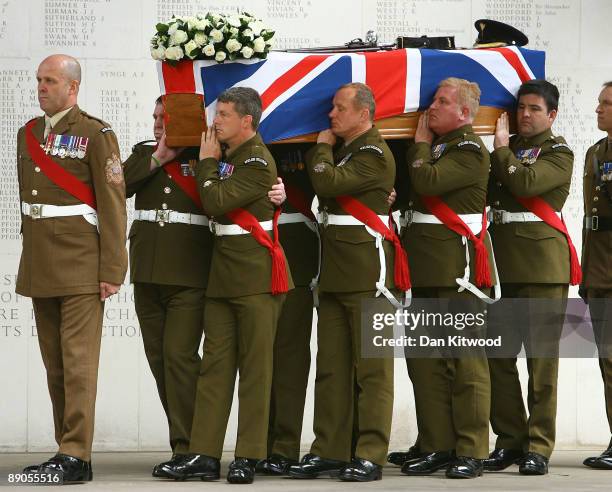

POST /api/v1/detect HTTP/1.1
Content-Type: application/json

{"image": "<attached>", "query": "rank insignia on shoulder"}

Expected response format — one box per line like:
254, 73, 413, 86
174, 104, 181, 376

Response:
313, 163, 326, 173
412, 158, 423, 168
218, 162, 234, 180
337, 153, 352, 167
203, 180, 212, 187
431, 143, 446, 160
244, 157, 268, 166
508, 164, 517, 174
515, 147, 541, 165
100, 127, 114, 134
105, 153, 124, 186
457, 140, 481, 149
359, 144, 384, 156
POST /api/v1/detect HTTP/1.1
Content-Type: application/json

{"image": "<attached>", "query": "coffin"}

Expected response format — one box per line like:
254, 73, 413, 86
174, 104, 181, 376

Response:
156, 47, 545, 146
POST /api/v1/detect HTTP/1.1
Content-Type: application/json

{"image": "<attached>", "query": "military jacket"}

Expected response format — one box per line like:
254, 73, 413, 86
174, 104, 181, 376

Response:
401, 124, 495, 288
582, 137, 612, 289
270, 144, 318, 287
124, 143, 212, 289
16, 106, 128, 297
195, 133, 293, 298
306, 126, 396, 293
489, 128, 574, 284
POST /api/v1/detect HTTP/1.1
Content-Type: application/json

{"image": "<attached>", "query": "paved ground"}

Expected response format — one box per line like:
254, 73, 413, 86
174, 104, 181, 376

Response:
1, 451, 611, 490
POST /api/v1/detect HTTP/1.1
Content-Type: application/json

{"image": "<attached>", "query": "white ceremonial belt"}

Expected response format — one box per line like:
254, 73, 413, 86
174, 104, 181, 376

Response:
317, 212, 389, 227
134, 209, 209, 226
278, 212, 314, 225
488, 208, 561, 225
209, 220, 273, 236
401, 210, 484, 235
22, 202, 97, 220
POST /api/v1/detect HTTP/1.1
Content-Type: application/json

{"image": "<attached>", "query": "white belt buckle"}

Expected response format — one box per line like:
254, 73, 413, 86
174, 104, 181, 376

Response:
30, 204, 42, 219
492, 210, 503, 225
592, 215, 599, 231
155, 209, 170, 224
320, 211, 329, 228
209, 221, 217, 234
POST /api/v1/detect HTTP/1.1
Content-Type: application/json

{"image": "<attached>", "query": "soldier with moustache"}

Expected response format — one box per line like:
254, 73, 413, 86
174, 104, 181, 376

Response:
484, 80, 578, 476
398, 77, 496, 479
17, 54, 127, 482
581, 81, 612, 470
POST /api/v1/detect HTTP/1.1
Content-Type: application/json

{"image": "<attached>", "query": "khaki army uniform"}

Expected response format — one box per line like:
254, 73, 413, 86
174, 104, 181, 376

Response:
124, 144, 212, 454
16, 106, 128, 461
188, 133, 293, 460
582, 137, 612, 433
267, 144, 318, 461
306, 127, 397, 467
488, 129, 573, 458
400, 125, 493, 459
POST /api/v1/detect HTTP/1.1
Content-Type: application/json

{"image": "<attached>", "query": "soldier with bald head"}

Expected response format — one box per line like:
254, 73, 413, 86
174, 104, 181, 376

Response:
17, 54, 127, 482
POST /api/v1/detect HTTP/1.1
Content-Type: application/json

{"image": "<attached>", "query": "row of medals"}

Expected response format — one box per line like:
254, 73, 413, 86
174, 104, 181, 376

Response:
42, 133, 88, 159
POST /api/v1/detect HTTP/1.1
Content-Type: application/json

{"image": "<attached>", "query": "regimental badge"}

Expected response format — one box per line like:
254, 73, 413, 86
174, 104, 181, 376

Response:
337, 153, 352, 167
313, 163, 326, 173
602, 162, 612, 182
244, 156, 268, 166
218, 161, 234, 180
508, 165, 517, 175
431, 143, 446, 160
412, 158, 423, 168
105, 153, 124, 186
515, 147, 541, 165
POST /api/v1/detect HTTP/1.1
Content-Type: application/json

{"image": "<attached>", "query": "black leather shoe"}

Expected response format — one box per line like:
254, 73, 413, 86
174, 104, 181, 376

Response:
519, 452, 549, 475
584, 439, 612, 469
37, 453, 92, 482
401, 450, 454, 475
227, 458, 257, 484
160, 454, 220, 481
256, 454, 298, 475
483, 448, 524, 471
287, 453, 347, 479
446, 456, 483, 479
338, 457, 382, 482
387, 445, 422, 466
152, 454, 187, 478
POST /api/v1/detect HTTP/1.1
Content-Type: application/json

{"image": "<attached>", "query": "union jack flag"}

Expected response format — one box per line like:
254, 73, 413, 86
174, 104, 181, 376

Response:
157, 47, 545, 143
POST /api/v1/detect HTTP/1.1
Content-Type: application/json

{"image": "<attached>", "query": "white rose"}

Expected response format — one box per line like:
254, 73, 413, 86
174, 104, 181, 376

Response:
229, 27, 239, 36
242, 28, 254, 41
227, 15, 241, 27
185, 16, 198, 31
226, 38, 242, 53
194, 32, 208, 47
150, 45, 166, 60
165, 46, 184, 61
195, 19, 210, 30
211, 13, 222, 23
168, 22, 179, 36
202, 44, 216, 57
184, 40, 199, 59
210, 28, 223, 43
169, 29, 188, 46
253, 36, 266, 53
215, 51, 227, 62
240, 46, 254, 59
248, 21, 263, 36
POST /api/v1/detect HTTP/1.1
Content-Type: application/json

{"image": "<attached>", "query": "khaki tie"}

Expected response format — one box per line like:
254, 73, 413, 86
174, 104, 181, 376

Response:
43, 119, 52, 139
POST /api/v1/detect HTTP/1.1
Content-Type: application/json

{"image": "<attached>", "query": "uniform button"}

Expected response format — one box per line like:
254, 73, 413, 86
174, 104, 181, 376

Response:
592, 208, 598, 214
31, 189, 38, 196
497, 181, 502, 187
408, 201, 413, 207
34, 166, 41, 173
494, 201, 500, 206
159, 222, 165, 227
162, 203, 168, 210
594, 196, 599, 202
164, 187, 171, 194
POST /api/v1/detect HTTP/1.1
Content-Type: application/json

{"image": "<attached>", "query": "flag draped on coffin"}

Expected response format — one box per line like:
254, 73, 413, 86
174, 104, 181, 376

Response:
157, 47, 545, 143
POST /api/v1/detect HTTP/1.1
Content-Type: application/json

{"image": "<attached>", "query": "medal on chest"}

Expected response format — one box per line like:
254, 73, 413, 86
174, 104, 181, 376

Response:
44, 132, 88, 159
218, 161, 234, 180
181, 159, 196, 177
601, 162, 612, 182
515, 147, 541, 165
431, 144, 446, 161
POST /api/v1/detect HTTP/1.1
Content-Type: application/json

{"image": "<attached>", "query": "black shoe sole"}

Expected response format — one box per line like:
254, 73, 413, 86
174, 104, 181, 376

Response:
287, 470, 341, 479
168, 472, 220, 481
483, 459, 522, 472
338, 472, 382, 482
227, 477, 254, 484
446, 470, 483, 479
401, 464, 449, 476
519, 468, 547, 476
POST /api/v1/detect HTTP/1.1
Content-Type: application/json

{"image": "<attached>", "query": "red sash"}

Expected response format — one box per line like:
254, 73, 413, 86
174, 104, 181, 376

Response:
284, 182, 315, 221
164, 161, 204, 210
515, 196, 582, 285
25, 119, 97, 209
420, 196, 492, 288
336, 195, 411, 291
225, 207, 289, 295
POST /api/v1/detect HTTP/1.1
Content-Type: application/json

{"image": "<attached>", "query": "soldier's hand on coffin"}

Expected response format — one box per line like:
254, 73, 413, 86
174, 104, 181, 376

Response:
387, 187, 397, 206
494, 112, 510, 149
414, 112, 434, 144
99, 281, 121, 301
200, 126, 222, 161
151, 133, 184, 170
268, 177, 286, 206
317, 129, 337, 146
